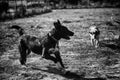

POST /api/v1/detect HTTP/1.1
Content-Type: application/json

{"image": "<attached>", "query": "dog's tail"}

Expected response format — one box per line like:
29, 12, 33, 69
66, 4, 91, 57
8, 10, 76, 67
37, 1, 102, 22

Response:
9, 25, 25, 36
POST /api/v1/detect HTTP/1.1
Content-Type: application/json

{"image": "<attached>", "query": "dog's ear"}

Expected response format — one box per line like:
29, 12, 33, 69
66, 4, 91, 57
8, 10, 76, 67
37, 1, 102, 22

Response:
57, 19, 61, 25
54, 20, 62, 29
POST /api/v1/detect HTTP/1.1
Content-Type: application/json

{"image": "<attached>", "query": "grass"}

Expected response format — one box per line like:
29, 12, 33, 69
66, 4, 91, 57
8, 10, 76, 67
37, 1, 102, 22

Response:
0, 8, 120, 80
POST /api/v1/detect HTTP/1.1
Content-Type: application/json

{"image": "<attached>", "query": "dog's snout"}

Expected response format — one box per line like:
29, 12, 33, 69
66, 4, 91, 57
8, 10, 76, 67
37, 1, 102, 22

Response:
70, 31, 74, 36
72, 32, 74, 35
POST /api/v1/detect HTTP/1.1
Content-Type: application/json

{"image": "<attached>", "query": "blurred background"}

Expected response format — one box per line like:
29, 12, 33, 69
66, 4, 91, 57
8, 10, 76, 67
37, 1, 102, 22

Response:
0, 0, 120, 20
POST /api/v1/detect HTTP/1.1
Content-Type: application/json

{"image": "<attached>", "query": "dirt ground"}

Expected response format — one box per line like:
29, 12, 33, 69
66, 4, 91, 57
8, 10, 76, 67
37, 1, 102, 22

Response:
0, 8, 120, 80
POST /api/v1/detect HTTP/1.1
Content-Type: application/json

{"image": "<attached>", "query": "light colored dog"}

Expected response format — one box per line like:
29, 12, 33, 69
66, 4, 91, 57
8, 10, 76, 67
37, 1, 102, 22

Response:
89, 26, 100, 48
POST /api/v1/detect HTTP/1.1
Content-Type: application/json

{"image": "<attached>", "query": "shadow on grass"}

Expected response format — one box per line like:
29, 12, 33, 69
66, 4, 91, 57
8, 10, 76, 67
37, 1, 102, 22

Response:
98, 40, 120, 66
104, 43, 120, 50
100, 39, 120, 51
63, 20, 81, 23
99, 50, 118, 66
31, 66, 106, 80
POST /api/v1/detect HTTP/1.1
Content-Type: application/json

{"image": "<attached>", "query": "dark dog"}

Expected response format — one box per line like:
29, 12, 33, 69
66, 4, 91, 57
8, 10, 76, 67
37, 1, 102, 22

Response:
10, 20, 74, 70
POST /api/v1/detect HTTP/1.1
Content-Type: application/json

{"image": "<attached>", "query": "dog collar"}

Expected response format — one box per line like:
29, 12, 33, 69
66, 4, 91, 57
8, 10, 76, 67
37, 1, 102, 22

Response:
48, 33, 58, 42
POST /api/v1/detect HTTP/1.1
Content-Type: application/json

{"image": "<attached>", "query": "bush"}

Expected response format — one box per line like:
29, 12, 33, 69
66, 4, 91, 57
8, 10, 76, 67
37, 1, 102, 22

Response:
0, 6, 52, 21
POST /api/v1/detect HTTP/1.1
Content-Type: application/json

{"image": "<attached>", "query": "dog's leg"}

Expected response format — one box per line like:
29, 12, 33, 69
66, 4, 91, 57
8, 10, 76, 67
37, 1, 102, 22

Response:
91, 38, 93, 46
54, 50, 65, 68
44, 53, 58, 63
19, 40, 27, 65
19, 46, 26, 65
91, 38, 95, 47
26, 49, 31, 55
53, 49, 68, 74
94, 39, 96, 47
41, 47, 45, 58
49, 48, 65, 68
95, 39, 99, 48
94, 35, 99, 48
90, 34, 94, 47
44, 48, 64, 68
95, 36, 99, 48
43, 48, 57, 62
44, 52, 66, 74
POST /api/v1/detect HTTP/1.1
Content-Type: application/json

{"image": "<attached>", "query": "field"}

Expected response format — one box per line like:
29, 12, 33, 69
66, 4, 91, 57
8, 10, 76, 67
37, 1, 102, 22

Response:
0, 8, 120, 80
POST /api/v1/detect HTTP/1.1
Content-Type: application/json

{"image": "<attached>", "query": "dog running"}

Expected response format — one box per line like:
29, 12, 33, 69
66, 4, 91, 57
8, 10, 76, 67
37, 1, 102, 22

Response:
9, 20, 74, 71
89, 25, 100, 48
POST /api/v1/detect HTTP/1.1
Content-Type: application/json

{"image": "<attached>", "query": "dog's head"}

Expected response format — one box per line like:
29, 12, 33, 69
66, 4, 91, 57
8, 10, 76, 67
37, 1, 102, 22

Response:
89, 26, 97, 33
89, 26, 100, 39
53, 20, 74, 40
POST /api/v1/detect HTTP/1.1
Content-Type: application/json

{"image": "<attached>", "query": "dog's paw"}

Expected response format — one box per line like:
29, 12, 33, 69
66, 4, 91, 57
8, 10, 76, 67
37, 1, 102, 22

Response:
39, 56, 45, 59
58, 68, 69, 75
95, 45, 99, 48
21, 65, 28, 68
62, 69, 70, 75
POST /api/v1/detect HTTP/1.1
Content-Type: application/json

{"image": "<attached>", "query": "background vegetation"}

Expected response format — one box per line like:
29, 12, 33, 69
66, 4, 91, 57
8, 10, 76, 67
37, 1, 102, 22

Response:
46, 0, 120, 8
